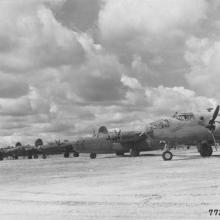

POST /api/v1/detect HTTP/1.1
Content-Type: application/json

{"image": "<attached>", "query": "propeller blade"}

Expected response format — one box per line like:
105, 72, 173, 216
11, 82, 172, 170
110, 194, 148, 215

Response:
138, 131, 145, 137
210, 131, 218, 151
211, 105, 220, 123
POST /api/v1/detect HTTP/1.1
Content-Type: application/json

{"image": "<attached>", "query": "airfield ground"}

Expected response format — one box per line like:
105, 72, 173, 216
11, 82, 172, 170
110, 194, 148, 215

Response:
0, 148, 220, 220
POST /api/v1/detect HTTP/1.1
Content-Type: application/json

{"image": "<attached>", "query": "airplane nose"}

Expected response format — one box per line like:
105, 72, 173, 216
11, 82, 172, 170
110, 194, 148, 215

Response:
198, 115, 209, 127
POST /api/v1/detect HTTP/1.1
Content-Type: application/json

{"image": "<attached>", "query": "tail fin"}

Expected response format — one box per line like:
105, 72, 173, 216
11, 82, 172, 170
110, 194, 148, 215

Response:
98, 126, 108, 134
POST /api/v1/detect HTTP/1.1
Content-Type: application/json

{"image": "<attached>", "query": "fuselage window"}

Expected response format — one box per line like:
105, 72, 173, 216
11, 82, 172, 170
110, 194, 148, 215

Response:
150, 119, 169, 129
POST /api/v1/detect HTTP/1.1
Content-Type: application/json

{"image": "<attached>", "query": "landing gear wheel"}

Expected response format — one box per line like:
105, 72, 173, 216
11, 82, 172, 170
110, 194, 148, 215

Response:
130, 149, 140, 157
116, 152, 124, 156
73, 152, 79, 157
200, 146, 213, 157
162, 151, 173, 161
90, 153, 96, 159
199, 141, 213, 157
64, 151, 70, 158
207, 146, 213, 156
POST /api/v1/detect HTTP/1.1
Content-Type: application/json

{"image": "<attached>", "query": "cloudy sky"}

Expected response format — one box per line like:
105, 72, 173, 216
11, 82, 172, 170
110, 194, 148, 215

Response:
0, 0, 220, 146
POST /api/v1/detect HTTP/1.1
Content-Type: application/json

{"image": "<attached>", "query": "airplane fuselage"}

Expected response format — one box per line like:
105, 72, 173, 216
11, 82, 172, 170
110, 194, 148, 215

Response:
147, 117, 215, 147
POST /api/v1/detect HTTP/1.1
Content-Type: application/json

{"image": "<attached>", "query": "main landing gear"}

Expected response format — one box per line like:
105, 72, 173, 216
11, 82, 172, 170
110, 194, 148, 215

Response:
73, 152, 79, 157
198, 141, 213, 157
130, 148, 140, 157
116, 152, 124, 156
64, 151, 70, 158
90, 152, 96, 159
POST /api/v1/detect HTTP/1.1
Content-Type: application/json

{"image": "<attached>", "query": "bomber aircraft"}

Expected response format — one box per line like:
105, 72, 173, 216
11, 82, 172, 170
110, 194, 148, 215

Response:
73, 125, 154, 159
38, 140, 75, 158
0, 142, 41, 160
72, 105, 220, 160
0, 138, 75, 160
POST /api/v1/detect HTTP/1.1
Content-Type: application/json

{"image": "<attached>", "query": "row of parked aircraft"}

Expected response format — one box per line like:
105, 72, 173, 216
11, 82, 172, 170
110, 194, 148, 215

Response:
0, 106, 219, 161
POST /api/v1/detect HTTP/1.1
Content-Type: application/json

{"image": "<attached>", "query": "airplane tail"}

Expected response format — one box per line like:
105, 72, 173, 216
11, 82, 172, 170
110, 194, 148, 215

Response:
98, 126, 108, 134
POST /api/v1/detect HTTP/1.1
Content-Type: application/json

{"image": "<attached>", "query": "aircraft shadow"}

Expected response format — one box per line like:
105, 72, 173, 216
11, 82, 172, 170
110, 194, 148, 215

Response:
94, 152, 220, 160
95, 154, 162, 159
171, 155, 203, 161
170, 154, 220, 161
211, 155, 220, 158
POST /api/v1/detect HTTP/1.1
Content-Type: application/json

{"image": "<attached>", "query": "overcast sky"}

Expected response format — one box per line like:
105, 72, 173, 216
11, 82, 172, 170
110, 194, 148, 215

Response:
0, 0, 219, 146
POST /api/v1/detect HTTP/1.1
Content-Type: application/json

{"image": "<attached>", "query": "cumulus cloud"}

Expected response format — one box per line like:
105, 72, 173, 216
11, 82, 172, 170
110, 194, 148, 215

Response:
0, 73, 29, 98
54, 0, 101, 31
60, 34, 127, 104
144, 86, 216, 116
97, 0, 209, 88
0, 1, 85, 73
0, 0, 219, 146
99, 0, 207, 39
185, 36, 220, 99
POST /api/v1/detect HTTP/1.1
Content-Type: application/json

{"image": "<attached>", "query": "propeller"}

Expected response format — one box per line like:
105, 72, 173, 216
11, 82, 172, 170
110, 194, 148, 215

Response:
207, 105, 219, 131
138, 131, 145, 137
207, 105, 220, 150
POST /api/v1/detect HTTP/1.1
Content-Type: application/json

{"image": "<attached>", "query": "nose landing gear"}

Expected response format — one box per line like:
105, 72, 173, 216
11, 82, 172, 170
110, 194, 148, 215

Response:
161, 141, 173, 161
162, 150, 173, 161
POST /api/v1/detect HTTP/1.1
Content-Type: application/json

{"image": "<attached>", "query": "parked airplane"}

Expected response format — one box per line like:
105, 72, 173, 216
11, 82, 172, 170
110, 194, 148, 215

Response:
38, 140, 76, 158
0, 139, 75, 160
0, 142, 41, 160
72, 105, 220, 160
146, 105, 220, 160
72, 125, 157, 159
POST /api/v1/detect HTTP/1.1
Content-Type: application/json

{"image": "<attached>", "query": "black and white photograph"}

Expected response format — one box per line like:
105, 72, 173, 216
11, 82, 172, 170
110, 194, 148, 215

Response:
0, 0, 220, 219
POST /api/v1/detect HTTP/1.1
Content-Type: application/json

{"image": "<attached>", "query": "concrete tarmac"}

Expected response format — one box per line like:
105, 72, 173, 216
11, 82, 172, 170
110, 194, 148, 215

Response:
0, 149, 220, 220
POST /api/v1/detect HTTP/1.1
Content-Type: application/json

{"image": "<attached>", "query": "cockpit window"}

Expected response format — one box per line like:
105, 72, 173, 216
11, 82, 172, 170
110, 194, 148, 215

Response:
173, 112, 195, 121
150, 119, 169, 129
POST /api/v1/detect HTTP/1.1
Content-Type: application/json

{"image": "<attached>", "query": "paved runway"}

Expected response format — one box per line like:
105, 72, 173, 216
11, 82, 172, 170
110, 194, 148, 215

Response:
0, 149, 220, 220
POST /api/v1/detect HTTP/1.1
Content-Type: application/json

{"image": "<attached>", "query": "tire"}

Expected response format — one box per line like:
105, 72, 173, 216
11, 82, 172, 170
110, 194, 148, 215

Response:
33, 154, 38, 159
116, 152, 124, 156
73, 152, 79, 157
14, 154, 18, 160
28, 154, 32, 159
207, 146, 213, 156
130, 149, 140, 157
90, 153, 96, 159
64, 151, 69, 158
199, 142, 213, 157
42, 154, 47, 159
162, 151, 173, 161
